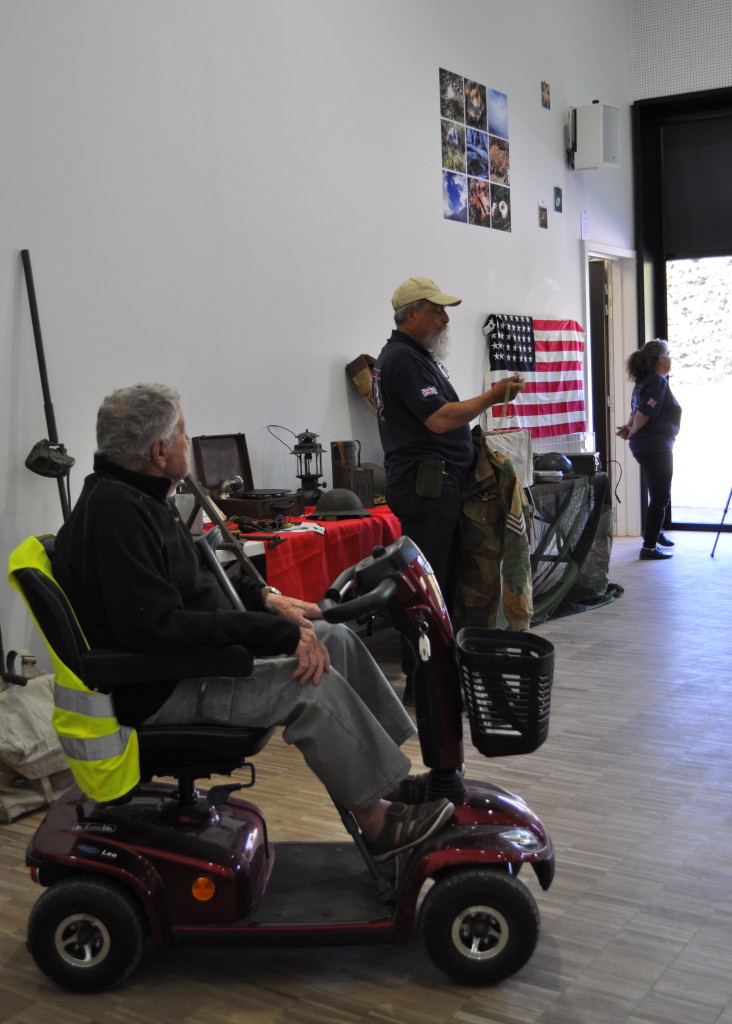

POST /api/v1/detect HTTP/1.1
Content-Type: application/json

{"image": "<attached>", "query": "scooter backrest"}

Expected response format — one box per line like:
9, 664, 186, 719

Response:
9, 535, 88, 675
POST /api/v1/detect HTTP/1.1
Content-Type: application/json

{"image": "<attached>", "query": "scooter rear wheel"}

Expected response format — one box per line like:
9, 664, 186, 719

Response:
420, 868, 539, 985
27, 876, 146, 992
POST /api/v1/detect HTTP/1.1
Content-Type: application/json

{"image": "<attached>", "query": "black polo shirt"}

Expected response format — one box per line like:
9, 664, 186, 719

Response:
373, 330, 474, 484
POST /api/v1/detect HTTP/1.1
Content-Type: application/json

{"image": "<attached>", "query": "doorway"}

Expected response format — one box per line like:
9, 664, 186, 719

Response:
666, 255, 732, 529
588, 258, 611, 469
583, 241, 640, 538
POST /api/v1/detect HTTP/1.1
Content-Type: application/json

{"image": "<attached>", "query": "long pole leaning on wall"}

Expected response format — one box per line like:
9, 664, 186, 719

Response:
20, 250, 75, 522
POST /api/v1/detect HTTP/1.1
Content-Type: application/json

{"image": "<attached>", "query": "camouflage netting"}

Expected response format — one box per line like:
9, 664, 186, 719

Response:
527, 472, 623, 624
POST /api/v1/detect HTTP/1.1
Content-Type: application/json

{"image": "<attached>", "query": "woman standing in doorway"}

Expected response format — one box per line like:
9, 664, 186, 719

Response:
616, 339, 682, 560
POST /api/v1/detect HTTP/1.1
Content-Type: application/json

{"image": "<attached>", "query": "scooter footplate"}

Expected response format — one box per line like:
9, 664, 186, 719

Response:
252, 842, 394, 925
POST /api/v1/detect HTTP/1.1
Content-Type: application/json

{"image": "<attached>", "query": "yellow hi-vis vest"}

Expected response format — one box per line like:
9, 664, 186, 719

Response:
8, 536, 140, 803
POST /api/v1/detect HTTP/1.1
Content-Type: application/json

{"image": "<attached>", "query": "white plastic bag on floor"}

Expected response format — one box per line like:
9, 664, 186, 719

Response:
0, 650, 73, 823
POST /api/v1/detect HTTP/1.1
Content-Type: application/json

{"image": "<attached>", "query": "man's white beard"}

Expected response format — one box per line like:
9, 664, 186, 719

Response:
422, 326, 450, 361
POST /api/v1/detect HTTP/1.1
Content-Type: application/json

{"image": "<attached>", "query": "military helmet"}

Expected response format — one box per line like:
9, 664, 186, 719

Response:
535, 452, 573, 474
308, 488, 370, 520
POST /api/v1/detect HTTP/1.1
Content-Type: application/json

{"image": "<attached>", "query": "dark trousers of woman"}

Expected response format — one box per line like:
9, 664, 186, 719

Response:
633, 448, 673, 548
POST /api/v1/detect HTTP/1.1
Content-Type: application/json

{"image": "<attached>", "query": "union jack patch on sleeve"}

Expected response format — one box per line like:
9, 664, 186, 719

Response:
421, 386, 438, 398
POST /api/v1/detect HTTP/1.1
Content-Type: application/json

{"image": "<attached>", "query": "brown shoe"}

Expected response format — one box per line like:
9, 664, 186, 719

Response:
397, 772, 431, 803
366, 799, 454, 862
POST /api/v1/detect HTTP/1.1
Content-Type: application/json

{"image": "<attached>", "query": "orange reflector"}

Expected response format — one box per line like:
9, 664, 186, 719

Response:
191, 876, 216, 902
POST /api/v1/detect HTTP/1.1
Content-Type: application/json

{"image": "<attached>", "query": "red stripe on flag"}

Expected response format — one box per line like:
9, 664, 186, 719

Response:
532, 319, 583, 334
534, 338, 583, 353
506, 399, 586, 417
534, 360, 584, 373
532, 419, 587, 438
521, 378, 582, 394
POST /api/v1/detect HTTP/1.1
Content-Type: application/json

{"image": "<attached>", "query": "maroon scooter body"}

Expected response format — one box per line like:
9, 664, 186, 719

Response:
27, 775, 553, 949
25, 535, 554, 963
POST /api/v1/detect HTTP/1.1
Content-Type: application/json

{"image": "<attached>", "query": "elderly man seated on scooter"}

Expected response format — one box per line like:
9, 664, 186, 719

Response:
53, 383, 453, 861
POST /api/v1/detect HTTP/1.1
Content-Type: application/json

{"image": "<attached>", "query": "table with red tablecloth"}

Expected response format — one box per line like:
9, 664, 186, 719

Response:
262, 506, 401, 602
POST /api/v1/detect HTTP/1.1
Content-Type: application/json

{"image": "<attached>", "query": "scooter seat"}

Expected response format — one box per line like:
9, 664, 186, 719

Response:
137, 723, 275, 779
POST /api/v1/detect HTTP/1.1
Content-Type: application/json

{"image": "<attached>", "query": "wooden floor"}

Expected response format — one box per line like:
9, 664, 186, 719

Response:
1, 532, 731, 1023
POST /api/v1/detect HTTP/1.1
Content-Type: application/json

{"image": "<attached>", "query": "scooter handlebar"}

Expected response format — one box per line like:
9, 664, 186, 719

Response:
320, 577, 397, 623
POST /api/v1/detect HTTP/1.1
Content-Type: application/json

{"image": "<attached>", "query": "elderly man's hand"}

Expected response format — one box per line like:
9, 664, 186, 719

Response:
265, 591, 323, 627
491, 374, 525, 401
292, 627, 331, 685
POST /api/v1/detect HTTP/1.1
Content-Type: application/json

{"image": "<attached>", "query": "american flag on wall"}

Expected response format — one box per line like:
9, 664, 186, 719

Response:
483, 315, 587, 439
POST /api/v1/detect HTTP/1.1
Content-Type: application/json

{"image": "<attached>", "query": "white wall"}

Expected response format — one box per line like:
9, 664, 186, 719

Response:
0, 0, 633, 651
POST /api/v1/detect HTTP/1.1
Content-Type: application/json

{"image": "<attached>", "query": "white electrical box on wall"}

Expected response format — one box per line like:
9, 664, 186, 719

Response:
568, 102, 619, 170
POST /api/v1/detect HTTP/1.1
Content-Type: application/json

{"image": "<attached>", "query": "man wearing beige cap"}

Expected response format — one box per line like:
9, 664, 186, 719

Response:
373, 276, 523, 610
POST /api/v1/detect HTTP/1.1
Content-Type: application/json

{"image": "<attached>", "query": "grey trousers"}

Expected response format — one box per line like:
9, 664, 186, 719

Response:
143, 621, 416, 810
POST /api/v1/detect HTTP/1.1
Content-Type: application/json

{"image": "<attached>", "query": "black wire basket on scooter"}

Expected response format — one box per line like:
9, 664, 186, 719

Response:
457, 628, 554, 757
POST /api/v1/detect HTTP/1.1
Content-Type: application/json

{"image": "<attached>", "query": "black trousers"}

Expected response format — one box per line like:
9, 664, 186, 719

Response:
633, 448, 673, 548
385, 470, 462, 605
386, 470, 463, 692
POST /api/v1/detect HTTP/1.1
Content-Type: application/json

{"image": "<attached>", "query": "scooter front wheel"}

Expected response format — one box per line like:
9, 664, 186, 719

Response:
420, 868, 539, 985
27, 876, 146, 992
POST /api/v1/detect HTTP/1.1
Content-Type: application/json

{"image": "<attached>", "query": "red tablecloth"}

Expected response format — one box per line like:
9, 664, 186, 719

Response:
264, 506, 401, 602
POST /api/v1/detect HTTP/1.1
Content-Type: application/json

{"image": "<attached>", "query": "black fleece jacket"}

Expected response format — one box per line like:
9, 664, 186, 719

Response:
53, 455, 300, 724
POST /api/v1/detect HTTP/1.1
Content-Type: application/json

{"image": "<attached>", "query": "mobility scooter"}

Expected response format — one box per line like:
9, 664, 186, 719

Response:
9, 532, 555, 992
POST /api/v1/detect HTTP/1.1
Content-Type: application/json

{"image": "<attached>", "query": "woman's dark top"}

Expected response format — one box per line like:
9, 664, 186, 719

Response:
629, 372, 682, 454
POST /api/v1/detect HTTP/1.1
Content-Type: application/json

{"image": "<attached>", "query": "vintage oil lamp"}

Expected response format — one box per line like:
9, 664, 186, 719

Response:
293, 429, 326, 505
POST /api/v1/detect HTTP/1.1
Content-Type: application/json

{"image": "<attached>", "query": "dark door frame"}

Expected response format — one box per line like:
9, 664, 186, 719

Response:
632, 86, 732, 534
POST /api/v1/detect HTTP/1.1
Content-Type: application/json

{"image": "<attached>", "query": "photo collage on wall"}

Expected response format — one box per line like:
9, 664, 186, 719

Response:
439, 68, 510, 231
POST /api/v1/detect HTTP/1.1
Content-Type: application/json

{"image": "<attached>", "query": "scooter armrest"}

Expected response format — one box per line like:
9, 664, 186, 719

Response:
80, 644, 253, 688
